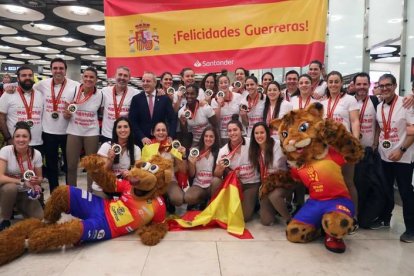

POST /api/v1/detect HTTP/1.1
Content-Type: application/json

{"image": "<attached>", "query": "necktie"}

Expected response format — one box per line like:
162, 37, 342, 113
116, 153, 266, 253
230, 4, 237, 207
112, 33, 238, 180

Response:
148, 94, 154, 118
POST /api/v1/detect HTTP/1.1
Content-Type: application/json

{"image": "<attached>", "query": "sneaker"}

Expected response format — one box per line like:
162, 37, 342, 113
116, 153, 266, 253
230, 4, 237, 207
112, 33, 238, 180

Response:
400, 231, 414, 243
369, 219, 390, 230
324, 234, 346, 253
0, 220, 11, 232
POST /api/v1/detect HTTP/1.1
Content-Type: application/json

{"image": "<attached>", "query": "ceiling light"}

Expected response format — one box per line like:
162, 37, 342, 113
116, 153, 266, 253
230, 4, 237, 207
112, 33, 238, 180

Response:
59, 37, 74, 42
56, 54, 65, 58
35, 24, 55, 31
387, 18, 402, 24
371, 46, 396, 55
329, 15, 343, 22
37, 46, 49, 51
5, 5, 26, 15
71, 6, 89, 16
355, 34, 363, 39
15, 36, 30, 41
0, 46, 11, 49
77, 47, 89, 51
355, 55, 362, 58
20, 54, 30, 57
334, 45, 345, 49
90, 25, 105, 32
409, 36, 414, 40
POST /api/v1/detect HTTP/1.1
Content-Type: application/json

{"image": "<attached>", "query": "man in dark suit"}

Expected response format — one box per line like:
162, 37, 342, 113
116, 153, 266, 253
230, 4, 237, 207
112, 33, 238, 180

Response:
129, 71, 177, 147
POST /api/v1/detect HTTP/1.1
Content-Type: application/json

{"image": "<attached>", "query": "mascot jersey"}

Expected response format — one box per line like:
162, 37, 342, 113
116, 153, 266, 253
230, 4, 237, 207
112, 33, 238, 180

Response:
290, 147, 351, 201
104, 179, 166, 237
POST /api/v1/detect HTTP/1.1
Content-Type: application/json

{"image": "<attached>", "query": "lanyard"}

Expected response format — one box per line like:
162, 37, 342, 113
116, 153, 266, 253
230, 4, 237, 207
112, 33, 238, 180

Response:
15, 148, 33, 175
197, 148, 211, 161
17, 87, 35, 120
381, 95, 398, 139
51, 78, 66, 112
112, 86, 127, 119
247, 92, 260, 110
225, 141, 243, 160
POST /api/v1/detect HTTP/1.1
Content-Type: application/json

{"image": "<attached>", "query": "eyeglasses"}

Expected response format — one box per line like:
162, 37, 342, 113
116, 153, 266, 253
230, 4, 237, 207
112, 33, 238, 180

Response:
378, 83, 394, 90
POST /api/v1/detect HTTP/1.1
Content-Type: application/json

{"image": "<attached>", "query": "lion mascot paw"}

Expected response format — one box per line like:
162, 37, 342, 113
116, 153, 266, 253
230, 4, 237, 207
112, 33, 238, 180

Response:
270, 103, 363, 254
0, 154, 173, 266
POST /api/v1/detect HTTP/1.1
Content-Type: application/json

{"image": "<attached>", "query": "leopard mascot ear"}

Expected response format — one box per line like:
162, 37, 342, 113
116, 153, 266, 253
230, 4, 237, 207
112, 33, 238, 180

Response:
306, 102, 324, 118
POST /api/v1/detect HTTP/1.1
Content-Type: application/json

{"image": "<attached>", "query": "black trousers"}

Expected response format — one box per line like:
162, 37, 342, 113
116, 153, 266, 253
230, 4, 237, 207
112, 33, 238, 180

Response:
381, 160, 414, 232
42, 132, 68, 193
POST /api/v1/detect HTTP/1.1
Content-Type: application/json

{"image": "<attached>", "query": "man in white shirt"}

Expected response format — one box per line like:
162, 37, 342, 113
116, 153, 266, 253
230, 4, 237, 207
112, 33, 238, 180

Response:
34, 58, 79, 193
100, 66, 139, 143
375, 73, 414, 243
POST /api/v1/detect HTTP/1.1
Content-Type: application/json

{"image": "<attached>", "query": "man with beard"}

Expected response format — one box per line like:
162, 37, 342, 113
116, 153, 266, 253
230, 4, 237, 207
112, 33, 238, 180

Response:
100, 66, 139, 143
34, 58, 80, 193
0, 66, 44, 152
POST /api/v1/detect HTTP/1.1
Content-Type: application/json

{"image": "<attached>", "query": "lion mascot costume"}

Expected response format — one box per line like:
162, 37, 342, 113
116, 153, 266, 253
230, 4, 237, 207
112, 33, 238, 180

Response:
270, 103, 364, 253
0, 154, 173, 266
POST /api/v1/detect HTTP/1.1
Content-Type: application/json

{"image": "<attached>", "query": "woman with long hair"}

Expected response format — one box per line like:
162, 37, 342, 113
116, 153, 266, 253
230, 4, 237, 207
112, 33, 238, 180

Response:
198, 72, 218, 104
263, 81, 293, 138
211, 116, 260, 221
91, 117, 142, 198
249, 122, 292, 224
0, 121, 43, 231
183, 126, 220, 208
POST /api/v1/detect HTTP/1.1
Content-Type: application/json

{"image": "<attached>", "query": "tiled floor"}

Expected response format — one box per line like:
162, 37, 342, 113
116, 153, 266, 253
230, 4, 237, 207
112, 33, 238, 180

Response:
1, 171, 414, 276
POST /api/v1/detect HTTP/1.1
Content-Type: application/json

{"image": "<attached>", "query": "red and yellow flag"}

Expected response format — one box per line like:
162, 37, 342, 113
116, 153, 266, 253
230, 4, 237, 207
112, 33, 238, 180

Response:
168, 171, 253, 239
104, 0, 328, 76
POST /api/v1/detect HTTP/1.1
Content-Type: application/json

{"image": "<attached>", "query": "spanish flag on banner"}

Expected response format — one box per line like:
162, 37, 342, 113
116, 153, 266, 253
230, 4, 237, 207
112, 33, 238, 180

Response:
168, 171, 253, 239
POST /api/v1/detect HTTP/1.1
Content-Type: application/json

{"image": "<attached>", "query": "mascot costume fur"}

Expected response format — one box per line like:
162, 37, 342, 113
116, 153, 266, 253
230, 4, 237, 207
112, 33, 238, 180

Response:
269, 103, 364, 253
0, 154, 173, 266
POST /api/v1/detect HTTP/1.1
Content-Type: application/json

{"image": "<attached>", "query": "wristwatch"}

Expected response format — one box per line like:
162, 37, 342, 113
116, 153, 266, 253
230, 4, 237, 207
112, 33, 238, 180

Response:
399, 146, 407, 153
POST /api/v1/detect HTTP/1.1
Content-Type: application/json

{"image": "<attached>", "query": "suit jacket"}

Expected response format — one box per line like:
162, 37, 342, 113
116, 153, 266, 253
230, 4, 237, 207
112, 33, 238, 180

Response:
128, 91, 177, 146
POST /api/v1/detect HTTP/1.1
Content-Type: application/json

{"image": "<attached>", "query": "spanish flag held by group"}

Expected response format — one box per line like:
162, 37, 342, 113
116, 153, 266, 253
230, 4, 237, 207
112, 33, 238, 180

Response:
167, 171, 253, 239
104, 0, 328, 76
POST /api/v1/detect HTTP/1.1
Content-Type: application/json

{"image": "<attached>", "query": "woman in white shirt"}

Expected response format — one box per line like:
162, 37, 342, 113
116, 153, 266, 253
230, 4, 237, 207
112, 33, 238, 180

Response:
248, 122, 292, 225
0, 121, 43, 231
92, 117, 142, 198
178, 84, 217, 146
263, 81, 293, 138
322, 70, 360, 220
184, 126, 220, 208
64, 67, 103, 191
290, 74, 317, 110
212, 116, 260, 221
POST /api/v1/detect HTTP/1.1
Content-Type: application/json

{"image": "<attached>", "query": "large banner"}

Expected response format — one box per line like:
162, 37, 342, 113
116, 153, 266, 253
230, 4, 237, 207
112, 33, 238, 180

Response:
104, 0, 327, 77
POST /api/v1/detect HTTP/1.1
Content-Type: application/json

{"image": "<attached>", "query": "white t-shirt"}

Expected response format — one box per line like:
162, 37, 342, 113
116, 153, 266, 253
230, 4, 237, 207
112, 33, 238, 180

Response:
240, 94, 266, 137
0, 145, 42, 191
35, 78, 80, 135
211, 92, 242, 139
192, 151, 215, 188
356, 96, 377, 148
178, 103, 215, 145
101, 86, 140, 139
66, 90, 103, 136
376, 96, 414, 163
0, 89, 44, 146
322, 94, 358, 132
313, 81, 327, 99
290, 96, 318, 111
92, 142, 141, 191
217, 138, 260, 184
265, 139, 288, 176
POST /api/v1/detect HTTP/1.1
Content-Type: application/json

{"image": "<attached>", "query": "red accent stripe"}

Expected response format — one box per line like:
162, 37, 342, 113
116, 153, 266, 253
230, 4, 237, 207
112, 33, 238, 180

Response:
106, 42, 325, 77
104, 0, 288, 16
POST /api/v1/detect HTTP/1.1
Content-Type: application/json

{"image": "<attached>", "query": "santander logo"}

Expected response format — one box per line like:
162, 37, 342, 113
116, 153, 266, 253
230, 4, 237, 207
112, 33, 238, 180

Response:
194, 60, 202, 67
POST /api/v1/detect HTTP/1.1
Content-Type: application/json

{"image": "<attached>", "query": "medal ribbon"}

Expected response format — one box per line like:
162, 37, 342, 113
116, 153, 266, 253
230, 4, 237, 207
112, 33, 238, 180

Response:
259, 152, 268, 180
197, 148, 211, 161
187, 101, 199, 119
17, 87, 34, 120
51, 78, 66, 112
299, 96, 311, 109
266, 105, 275, 125
15, 147, 33, 176
247, 92, 260, 110
112, 86, 127, 119
326, 95, 341, 119
358, 96, 369, 124
224, 141, 243, 161
381, 95, 398, 139
75, 85, 95, 105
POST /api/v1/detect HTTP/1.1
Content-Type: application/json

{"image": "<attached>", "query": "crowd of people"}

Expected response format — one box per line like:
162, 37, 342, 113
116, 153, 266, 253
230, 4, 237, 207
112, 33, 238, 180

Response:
0, 58, 413, 245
